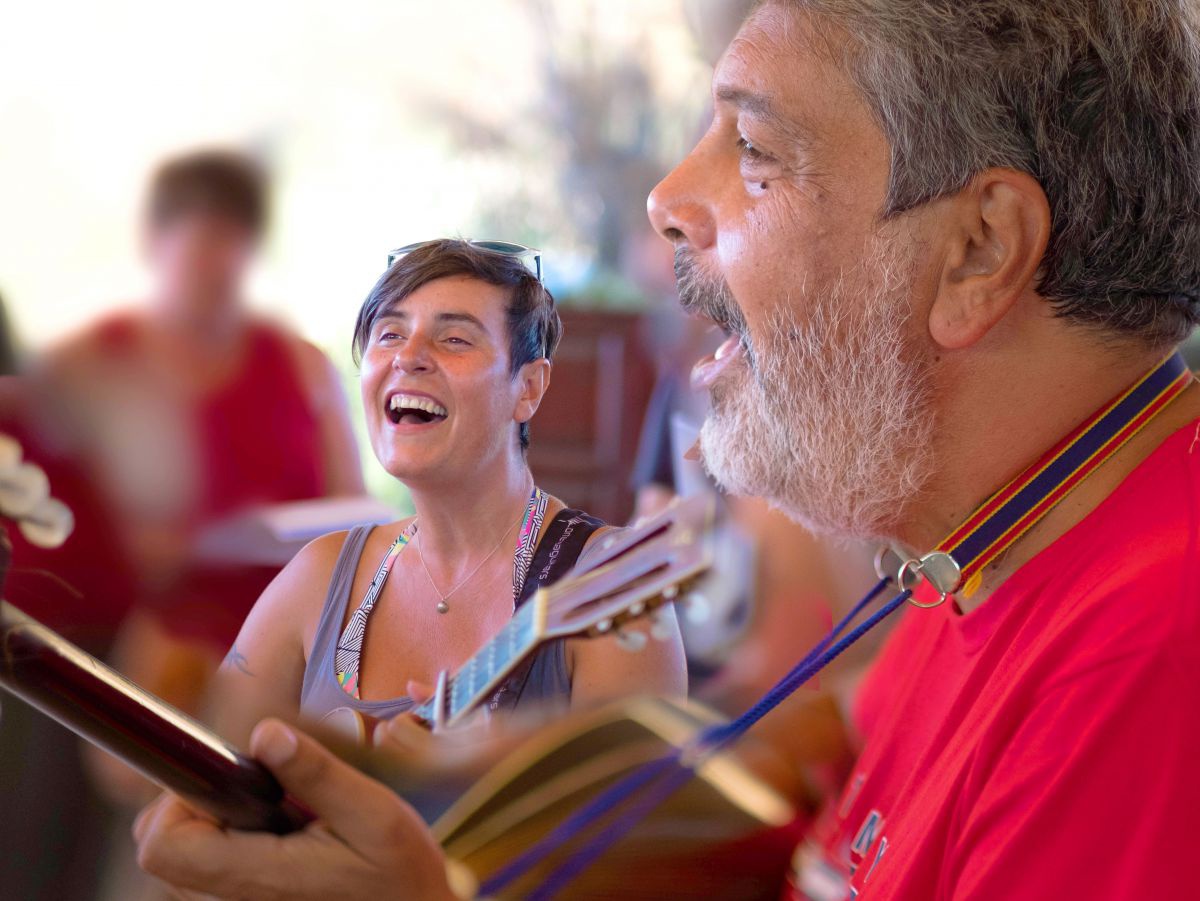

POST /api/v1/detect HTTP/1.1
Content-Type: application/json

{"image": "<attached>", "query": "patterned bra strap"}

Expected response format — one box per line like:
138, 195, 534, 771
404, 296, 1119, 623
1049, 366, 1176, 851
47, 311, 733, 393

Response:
334, 527, 414, 697
334, 487, 548, 699
513, 487, 550, 600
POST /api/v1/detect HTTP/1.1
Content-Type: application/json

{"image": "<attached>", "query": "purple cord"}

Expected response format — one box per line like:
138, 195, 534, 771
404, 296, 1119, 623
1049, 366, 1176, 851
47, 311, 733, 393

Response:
520, 586, 910, 898
479, 578, 903, 897
526, 761, 699, 900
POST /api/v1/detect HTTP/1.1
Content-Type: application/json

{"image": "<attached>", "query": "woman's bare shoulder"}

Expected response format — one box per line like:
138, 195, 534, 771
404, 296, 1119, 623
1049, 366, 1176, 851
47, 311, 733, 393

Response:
242, 531, 351, 633
286, 518, 416, 596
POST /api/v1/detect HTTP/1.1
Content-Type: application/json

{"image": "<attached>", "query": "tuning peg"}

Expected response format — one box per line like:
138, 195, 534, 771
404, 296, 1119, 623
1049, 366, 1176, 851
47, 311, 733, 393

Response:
683, 592, 711, 625
18, 497, 74, 549
650, 609, 675, 642
0, 433, 21, 472
0, 462, 49, 519
615, 628, 648, 653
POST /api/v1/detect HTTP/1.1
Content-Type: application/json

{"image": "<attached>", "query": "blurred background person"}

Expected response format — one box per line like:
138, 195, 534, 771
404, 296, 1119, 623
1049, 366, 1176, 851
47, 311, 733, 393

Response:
41, 150, 364, 804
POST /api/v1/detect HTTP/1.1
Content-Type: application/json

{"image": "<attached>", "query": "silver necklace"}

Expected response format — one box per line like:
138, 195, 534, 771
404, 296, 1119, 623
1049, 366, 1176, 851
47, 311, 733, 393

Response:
415, 515, 521, 615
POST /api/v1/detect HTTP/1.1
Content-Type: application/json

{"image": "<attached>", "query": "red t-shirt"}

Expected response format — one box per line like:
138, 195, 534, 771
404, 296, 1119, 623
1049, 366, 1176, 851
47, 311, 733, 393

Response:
787, 417, 1200, 901
84, 315, 328, 650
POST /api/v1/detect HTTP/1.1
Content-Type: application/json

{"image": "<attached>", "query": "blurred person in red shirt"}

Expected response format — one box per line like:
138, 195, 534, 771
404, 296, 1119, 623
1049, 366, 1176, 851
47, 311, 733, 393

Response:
41, 150, 364, 802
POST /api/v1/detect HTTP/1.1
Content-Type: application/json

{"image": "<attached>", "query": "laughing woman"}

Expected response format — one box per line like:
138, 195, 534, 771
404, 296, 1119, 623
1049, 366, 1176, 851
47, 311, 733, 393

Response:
213, 240, 686, 745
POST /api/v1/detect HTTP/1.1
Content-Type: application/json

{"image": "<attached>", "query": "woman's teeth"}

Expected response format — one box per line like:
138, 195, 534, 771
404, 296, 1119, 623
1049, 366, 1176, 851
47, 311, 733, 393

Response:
389, 394, 448, 418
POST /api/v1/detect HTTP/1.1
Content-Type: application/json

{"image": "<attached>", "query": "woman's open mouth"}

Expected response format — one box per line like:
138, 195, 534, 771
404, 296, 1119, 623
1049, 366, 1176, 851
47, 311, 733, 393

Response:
386, 392, 449, 427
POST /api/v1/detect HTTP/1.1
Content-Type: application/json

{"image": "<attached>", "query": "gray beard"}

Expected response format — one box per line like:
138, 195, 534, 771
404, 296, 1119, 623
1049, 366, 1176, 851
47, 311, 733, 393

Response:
698, 244, 935, 541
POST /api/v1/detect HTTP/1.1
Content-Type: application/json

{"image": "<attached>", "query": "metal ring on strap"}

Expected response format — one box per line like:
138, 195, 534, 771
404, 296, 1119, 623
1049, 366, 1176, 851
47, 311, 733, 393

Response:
898, 551, 962, 609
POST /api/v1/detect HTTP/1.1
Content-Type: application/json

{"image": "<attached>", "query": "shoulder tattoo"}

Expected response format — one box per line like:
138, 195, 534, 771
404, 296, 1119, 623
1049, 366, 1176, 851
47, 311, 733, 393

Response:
221, 642, 254, 677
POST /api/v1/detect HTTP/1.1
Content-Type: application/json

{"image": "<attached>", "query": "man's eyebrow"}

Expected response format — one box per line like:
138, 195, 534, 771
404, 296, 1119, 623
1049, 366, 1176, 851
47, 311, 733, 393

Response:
714, 84, 814, 148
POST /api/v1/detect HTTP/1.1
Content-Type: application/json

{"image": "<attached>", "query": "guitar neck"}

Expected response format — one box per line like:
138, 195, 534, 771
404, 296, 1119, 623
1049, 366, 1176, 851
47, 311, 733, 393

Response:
415, 597, 545, 728
411, 495, 716, 730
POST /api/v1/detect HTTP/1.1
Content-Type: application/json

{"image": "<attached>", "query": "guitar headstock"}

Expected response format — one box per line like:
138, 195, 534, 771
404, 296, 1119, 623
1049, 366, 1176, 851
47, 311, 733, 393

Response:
0, 432, 74, 551
536, 495, 717, 642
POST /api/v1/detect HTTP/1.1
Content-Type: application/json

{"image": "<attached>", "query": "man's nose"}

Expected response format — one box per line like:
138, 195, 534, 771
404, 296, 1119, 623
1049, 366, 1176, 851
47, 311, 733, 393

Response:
647, 148, 718, 252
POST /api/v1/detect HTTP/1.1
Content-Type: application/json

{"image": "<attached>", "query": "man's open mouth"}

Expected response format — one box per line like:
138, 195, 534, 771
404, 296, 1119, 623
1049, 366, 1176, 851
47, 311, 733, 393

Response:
691, 332, 746, 391
387, 393, 449, 426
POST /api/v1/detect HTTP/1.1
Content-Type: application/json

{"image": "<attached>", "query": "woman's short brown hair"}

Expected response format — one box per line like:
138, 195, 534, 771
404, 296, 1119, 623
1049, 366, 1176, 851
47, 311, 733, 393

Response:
352, 239, 562, 450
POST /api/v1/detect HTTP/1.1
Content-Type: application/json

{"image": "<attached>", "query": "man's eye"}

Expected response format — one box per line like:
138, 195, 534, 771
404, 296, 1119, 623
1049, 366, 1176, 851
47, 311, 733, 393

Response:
376, 330, 403, 343
444, 336, 471, 346
738, 135, 769, 162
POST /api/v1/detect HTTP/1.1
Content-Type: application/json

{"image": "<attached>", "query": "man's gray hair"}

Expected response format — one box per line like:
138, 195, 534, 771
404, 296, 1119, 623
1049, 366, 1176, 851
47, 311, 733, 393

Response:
774, 0, 1200, 347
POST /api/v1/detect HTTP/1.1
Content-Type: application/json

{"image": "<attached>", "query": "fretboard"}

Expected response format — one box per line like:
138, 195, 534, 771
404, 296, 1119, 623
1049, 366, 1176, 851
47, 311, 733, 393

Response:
413, 598, 543, 727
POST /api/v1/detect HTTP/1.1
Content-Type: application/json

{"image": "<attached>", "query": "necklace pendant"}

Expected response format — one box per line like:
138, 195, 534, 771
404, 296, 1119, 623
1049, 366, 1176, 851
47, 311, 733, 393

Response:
436, 601, 450, 615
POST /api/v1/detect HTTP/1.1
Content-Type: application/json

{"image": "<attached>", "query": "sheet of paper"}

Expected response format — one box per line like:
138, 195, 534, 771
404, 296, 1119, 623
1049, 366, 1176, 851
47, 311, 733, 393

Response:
193, 496, 403, 566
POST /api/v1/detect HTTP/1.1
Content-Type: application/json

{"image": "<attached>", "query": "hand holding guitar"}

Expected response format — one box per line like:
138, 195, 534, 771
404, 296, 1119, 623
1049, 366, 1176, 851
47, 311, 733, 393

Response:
135, 717, 461, 901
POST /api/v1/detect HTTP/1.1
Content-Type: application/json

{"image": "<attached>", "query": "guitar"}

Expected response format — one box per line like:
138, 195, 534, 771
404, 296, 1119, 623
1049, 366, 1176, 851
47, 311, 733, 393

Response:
0, 430, 712, 817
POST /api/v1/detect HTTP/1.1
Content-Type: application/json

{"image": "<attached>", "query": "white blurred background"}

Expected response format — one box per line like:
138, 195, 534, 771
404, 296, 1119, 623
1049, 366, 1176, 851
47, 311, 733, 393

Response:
0, 0, 719, 351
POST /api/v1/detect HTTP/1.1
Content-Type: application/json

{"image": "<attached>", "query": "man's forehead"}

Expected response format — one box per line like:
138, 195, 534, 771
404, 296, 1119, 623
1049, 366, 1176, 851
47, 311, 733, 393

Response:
717, 4, 824, 84
714, 8, 863, 138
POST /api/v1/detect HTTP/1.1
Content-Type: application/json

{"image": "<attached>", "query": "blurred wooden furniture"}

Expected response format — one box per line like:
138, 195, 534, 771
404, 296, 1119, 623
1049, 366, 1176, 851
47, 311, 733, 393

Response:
529, 308, 656, 524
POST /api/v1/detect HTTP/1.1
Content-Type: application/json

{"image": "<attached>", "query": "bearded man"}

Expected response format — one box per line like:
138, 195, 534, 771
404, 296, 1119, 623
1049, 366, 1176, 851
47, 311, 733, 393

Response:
132, 2, 1200, 898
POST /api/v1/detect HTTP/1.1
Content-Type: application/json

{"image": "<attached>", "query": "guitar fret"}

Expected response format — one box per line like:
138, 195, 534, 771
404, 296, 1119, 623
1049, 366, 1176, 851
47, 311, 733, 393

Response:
450, 623, 513, 720
451, 672, 463, 710
476, 638, 495, 693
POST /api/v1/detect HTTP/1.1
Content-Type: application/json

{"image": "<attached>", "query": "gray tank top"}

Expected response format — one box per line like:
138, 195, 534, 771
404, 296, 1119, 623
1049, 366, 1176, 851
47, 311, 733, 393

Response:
299, 510, 603, 725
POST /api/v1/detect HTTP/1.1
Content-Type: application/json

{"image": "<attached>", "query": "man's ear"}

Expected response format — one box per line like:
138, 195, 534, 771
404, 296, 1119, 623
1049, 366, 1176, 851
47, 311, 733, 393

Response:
928, 168, 1051, 350
513, 358, 551, 426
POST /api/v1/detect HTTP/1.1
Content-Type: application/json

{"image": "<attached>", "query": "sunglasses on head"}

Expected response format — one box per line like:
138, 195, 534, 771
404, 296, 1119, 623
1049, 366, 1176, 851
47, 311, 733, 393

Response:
386, 239, 543, 282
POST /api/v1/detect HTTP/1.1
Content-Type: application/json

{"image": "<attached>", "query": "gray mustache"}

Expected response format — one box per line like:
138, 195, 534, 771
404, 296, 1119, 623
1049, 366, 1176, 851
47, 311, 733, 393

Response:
674, 249, 749, 337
